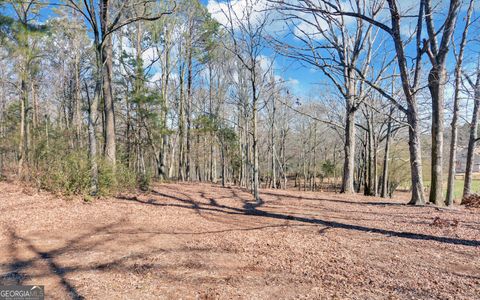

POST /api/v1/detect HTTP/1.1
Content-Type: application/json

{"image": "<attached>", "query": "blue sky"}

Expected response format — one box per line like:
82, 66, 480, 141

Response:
2, 0, 479, 102
201, 0, 480, 102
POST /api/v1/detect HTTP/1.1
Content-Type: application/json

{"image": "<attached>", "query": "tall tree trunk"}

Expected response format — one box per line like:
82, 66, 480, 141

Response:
134, 22, 148, 186
366, 114, 375, 196
100, 0, 116, 167
312, 123, 317, 191
221, 138, 226, 187
178, 63, 185, 181
74, 50, 83, 149
341, 106, 355, 193
252, 96, 260, 202
18, 76, 27, 177
381, 108, 393, 198
387, 0, 426, 205
428, 65, 446, 205
72, 9, 83, 149
31, 82, 38, 130
281, 128, 287, 189
407, 105, 426, 205
425, 0, 461, 205
186, 39, 192, 181
463, 69, 480, 199
363, 133, 369, 195
271, 81, 277, 189
17, 11, 30, 178
159, 26, 171, 181
86, 77, 99, 196
373, 136, 378, 196
239, 109, 245, 187
447, 0, 474, 205
102, 36, 116, 166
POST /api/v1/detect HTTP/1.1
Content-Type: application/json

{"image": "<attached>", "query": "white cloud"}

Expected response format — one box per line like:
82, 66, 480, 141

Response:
207, 0, 268, 27
275, 0, 421, 41
207, 0, 285, 33
288, 78, 299, 87
258, 54, 273, 72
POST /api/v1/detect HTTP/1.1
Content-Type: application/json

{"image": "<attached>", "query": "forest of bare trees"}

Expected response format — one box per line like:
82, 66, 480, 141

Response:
1, 1, 480, 298
0, 0, 479, 206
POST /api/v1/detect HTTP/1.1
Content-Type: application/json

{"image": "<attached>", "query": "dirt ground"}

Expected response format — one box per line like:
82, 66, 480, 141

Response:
0, 181, 479, 300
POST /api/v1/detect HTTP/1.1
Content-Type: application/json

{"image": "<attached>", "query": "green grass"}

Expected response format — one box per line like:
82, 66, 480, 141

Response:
453, 179, 480, 199
423, 179, 480, 200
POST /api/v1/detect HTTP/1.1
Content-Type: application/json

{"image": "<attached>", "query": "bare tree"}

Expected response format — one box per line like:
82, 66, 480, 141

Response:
424, 0, 461, 205
218, 0, 272, 202
292, 0, 430, 204
446, 0, 474, 206
463, 64, 480, 199
270, 0, 386, 194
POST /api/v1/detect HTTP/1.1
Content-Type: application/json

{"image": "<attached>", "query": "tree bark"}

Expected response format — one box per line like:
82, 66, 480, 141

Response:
271, 79, 277, 189
425, 0, 461, 205
428, 65, 446, 205
159, 26, 171, 181
100, 0, 116, 168
86, 77, 99, 196
446, 0, 474, 205
463, 69, 480, 199
186, 35, 193, 181
407, 105, 426, 205
252, 82, 260, 203
74, 50, 83, 148
341, 106, 355, 193
386, 0, 426, 205
381, 108, 393, 198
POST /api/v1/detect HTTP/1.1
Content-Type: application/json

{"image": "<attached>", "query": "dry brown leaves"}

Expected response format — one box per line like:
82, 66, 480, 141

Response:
430, 216, 459, 228
462, 193, 480, 208
0, 181, 478, 299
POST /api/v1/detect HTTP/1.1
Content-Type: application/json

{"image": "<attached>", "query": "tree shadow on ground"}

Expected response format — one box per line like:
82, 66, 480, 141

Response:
1, 214, 313, 299
118, 185, 480, 247
2, 184, 478, 299
260, 190, 405, 206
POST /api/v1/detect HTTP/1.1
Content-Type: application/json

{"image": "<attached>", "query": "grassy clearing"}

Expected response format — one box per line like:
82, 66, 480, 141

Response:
423, 178, 480, 200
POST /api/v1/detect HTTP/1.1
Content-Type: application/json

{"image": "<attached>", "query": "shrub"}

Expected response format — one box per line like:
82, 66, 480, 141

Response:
36, 150, 136, 197
38, 151, 91, 195
98, 160, 137, 195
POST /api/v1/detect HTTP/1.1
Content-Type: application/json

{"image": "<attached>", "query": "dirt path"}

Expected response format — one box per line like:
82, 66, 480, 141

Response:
0, 181, 479, 299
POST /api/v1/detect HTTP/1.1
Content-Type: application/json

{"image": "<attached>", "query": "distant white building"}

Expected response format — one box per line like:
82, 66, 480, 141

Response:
456, 147, 480, 173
